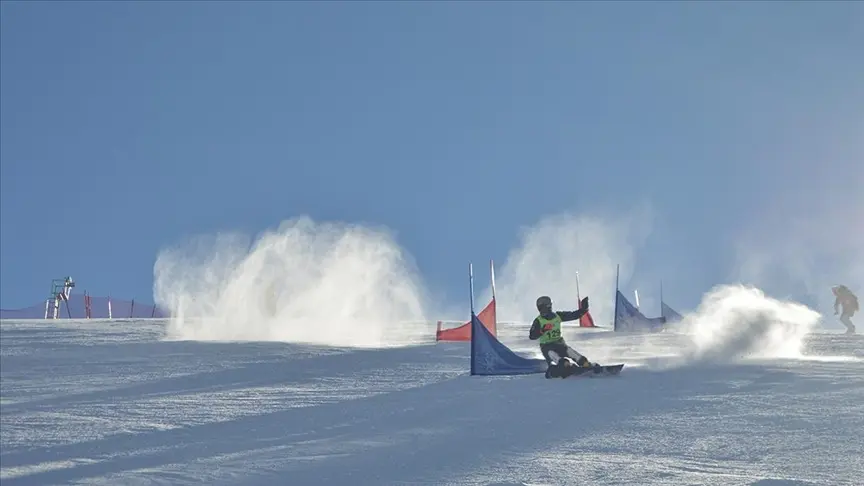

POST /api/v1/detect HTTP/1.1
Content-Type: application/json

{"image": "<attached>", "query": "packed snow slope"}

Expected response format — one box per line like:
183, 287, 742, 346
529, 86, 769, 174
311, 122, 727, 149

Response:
1, 318, 863, 486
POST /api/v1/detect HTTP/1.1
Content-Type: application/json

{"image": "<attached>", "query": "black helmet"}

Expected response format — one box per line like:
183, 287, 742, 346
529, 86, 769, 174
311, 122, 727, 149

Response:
536, 295, 552, 313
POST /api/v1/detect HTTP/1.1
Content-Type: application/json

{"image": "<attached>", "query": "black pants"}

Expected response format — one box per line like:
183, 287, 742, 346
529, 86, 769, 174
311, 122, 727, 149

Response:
539, 340, 585, 366
840, 310, 856, 333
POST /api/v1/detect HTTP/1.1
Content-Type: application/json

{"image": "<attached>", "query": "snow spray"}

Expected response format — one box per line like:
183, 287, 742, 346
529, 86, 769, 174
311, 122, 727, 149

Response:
153, 217, 432, 347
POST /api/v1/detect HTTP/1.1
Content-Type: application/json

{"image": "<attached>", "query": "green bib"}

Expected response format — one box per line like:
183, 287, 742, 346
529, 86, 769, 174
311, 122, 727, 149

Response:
536, 314, 563, 344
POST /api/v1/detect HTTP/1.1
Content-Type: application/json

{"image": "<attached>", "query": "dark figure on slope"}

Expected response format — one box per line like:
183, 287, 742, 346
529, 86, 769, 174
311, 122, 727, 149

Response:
832, 285, 859, 334
529, 295, 595, 372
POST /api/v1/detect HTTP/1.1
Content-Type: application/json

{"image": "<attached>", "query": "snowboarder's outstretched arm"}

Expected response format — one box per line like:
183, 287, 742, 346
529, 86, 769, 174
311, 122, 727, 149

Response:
557, 296, 590, 322
555, 309, 586, 322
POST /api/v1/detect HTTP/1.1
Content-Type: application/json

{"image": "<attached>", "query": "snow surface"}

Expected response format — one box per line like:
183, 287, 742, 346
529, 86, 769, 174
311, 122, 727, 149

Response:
2, 318, 863, 485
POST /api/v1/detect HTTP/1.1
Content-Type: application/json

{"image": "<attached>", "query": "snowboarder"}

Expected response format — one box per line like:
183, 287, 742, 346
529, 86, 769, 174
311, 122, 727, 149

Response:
832, 285, 859, 334
529, 295, 595, 370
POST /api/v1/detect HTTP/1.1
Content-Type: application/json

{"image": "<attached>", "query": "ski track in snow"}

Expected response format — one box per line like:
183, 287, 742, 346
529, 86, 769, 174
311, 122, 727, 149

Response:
1, 319, 862, 485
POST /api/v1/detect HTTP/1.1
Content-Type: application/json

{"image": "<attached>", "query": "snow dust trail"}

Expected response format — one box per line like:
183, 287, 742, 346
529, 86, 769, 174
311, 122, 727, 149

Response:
153, 217, 433, 348
668, 284, 821, 366
489, 208, 652, 327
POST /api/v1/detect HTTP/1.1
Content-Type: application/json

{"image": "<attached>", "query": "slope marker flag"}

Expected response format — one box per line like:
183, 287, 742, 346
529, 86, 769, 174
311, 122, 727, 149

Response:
468, 262, 546, 376
436, 260, 497, 342
575, 270, 596, 328
613, 264, 666, 332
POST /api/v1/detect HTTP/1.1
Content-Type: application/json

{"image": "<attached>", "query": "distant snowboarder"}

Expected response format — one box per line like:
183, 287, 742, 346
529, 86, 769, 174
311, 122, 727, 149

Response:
529, 295, 595, 368
832, 285, 859, 334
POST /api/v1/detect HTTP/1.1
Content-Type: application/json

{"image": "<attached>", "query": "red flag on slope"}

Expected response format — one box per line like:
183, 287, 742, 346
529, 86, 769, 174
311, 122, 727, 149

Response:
436, 298, 497, 341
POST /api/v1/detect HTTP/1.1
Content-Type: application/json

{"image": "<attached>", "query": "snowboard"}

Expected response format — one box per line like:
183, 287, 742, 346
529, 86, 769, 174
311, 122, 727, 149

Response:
545, 360, 624, 379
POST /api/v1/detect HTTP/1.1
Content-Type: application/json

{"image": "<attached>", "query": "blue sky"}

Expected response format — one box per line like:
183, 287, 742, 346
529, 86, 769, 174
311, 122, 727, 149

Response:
2, 1, 862, 317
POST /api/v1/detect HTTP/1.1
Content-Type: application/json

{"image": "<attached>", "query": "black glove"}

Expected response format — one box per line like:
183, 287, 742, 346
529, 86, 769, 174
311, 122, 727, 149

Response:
580, 296, 589, 310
